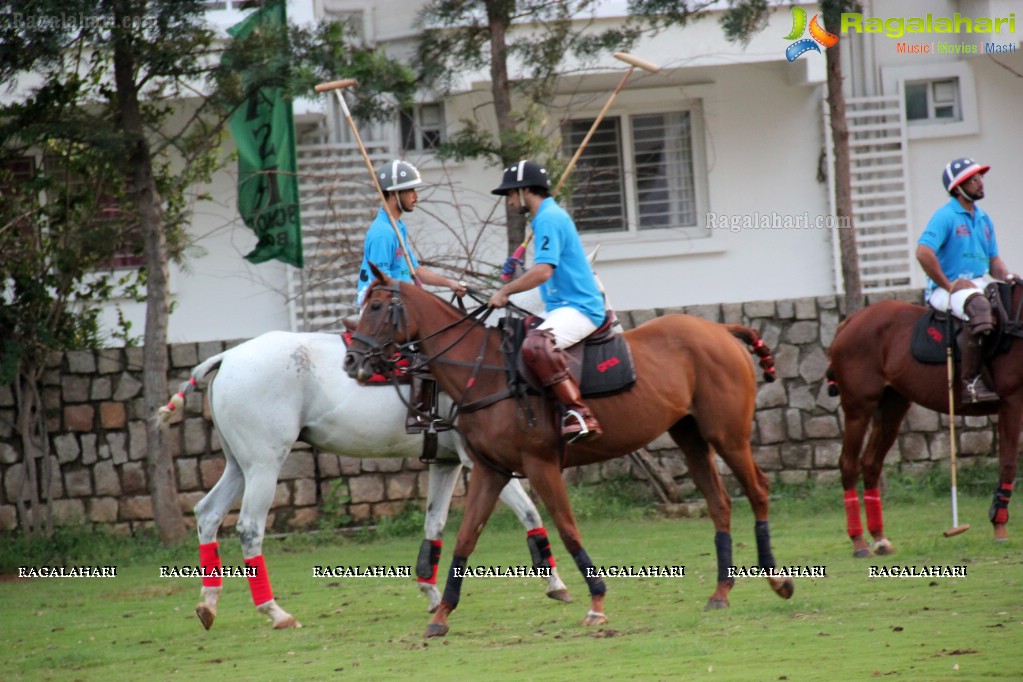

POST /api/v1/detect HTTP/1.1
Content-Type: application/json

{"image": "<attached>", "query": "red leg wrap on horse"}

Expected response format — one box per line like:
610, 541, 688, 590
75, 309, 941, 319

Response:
244, 555, 273, 606
990, 483, 1012, 525
199, 542, 223, 588
416, 539, 442, 585
864, 488, 883, 535
527, 527, 556, 568
844, 489, 863, 538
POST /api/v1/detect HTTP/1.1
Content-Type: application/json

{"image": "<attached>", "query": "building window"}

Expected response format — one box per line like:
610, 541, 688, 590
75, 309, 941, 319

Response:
0, 156, 37, 239
94, 197, 145, 271
562, 110, 701, 235
905, 78, 960, 123
400, 103, 445, 153
881, 61, 978, 140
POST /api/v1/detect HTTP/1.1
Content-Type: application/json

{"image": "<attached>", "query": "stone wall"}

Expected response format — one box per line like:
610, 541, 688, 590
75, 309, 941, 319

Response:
0, 290, 1007, 534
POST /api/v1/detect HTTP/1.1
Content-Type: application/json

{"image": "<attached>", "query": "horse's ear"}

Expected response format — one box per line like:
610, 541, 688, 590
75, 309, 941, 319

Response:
369, 262, 389, 285
586, 245, 600, 268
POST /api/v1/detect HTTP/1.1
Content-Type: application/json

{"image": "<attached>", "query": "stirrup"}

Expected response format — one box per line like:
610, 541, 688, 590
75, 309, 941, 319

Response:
561, 410, 601, 444
963, 377, 998, 403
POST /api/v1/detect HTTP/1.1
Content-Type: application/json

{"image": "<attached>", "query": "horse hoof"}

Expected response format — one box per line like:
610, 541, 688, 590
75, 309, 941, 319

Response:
993, 524, 1008, 542
546, 588, 573, 604
770, 577, 795, 600
195, 604, 215, 631
581, 610, 608, 626
704, 598, 729, 611
424, 623, 449, 639
872, 539, 894, 556
273, 616, 302, 629
853, 548, 874, 559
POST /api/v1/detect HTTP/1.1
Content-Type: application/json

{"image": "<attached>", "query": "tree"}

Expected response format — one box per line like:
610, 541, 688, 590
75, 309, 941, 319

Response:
0, 139, 125, 536
416, 0, 639, 254
820, 0, 864, 314
1, 0, 414, 543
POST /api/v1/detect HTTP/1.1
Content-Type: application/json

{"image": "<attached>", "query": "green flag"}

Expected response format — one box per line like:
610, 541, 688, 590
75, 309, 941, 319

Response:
227, 1, 303, 268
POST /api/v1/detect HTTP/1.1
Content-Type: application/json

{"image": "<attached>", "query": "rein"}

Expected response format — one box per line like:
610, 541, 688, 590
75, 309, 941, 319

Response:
356, 283, 525, 428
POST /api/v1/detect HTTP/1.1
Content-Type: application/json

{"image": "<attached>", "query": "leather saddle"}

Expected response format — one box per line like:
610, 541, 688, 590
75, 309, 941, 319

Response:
910, 281, 1020, 364
500, 313, 637, 399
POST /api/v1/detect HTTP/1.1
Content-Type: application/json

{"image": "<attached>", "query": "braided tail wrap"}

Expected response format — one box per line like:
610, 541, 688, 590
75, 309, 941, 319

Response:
723, 324, 777, 383
157, 352, 226, 423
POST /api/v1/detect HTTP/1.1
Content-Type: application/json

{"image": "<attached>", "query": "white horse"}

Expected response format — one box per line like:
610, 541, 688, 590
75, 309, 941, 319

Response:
158, 305, 573, 630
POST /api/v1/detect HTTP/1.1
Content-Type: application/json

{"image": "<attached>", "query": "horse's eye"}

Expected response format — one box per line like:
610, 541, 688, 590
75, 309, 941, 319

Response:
369, 301, 383, 311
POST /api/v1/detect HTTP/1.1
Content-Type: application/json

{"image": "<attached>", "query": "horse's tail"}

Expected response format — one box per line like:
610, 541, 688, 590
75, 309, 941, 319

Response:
724, 324, 777, 383
826, 363, 839, 396
156, 352, 227, 424
824, 317, 853, 397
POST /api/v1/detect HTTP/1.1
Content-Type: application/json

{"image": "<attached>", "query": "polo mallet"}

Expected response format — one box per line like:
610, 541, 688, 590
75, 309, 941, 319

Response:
943, 342, 970, 537
501, 52, 661, 280
314, 78, 420, 285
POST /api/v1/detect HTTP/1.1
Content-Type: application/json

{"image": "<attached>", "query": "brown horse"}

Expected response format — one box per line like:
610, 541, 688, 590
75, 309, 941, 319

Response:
828, 283, 1022, 557
345, 264, 793, 638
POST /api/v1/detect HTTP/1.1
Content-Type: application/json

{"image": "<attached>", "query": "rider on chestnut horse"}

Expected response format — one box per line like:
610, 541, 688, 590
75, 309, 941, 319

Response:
916, 157, 1018, 402
488, 160, 606, 443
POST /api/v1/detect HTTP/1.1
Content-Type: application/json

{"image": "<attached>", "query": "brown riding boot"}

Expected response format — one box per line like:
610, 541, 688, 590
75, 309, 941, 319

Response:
550, 378, 603, 443
959, 334, 998, 404
960, 294, 998, 403
406, 375, 449, 434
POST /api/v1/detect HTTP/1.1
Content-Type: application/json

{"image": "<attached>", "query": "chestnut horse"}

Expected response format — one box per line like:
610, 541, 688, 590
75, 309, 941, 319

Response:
828, 282, 1022, 557
345, 265, 793, 638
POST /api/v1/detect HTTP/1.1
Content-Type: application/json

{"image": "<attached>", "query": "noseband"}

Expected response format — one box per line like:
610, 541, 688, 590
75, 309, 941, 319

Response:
347, 284, 412, 372
348, 283, 501, 376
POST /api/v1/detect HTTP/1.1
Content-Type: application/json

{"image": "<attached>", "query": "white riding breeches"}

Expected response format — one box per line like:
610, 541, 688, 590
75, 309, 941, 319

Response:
537, 307, 599, 350
927, 275, 996, 321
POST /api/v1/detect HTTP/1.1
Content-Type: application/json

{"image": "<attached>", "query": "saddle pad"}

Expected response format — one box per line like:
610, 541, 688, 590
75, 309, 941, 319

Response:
909, 310, 955, 364
502, 316, 637, 399
578, 333, 637, 398
341, 332, 412, 384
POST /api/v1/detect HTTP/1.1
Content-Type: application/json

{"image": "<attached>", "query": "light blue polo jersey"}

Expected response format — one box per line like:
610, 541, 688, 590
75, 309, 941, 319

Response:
531, 197, 605, 326
918, 198, 998, 296
357, 208, 419, 305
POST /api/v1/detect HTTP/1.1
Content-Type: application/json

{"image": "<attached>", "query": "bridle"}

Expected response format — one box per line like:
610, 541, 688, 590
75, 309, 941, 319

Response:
346, 283, 515, 410
346, 281, 555, 480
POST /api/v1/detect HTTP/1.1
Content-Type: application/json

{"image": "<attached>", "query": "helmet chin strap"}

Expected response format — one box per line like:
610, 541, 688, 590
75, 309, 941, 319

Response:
957, 186, 980, 203
516, 188, 529, 215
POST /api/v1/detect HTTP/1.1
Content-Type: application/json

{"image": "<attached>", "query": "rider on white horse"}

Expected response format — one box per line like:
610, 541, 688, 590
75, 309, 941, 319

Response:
357, 160, 468, 439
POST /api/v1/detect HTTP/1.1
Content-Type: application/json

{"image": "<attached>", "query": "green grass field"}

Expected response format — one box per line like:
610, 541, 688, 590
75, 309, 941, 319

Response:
2, 475, 1021, 681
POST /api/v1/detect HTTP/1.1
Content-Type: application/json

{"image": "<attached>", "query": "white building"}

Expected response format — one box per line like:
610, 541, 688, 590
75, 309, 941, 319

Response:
97, 0, 1023, 344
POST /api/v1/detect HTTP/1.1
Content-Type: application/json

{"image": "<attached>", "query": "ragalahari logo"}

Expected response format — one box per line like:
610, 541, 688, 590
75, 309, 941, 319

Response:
784, 7, 839, 61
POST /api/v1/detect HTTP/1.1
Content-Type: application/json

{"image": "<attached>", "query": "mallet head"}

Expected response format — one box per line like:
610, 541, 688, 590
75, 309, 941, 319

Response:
314, 78, 359, 93
943, 524, 970, 537
613, 52, 661, 74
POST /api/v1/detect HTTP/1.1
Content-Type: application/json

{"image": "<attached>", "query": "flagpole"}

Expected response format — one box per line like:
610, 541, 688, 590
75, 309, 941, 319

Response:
315, 79, 420, 286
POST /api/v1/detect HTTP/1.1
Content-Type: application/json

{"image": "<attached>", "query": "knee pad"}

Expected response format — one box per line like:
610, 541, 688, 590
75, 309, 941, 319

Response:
521, 329, 568, 386
963, 292, 993, 333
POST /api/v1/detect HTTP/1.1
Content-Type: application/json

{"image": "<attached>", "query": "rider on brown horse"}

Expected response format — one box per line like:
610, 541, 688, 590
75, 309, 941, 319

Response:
915, 157, 1018, 402
488, 160, 606, 443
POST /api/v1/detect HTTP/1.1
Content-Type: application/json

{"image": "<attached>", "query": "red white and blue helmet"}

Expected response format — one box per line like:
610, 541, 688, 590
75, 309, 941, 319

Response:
941, 158, 989, 194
